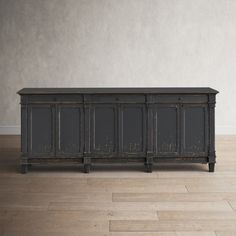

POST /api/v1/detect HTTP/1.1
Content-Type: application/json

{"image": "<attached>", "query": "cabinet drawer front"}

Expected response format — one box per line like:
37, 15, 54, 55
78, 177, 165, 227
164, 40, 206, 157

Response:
84, 94, 145, 103
153, 95, 208, 104
26, 95, 83, 103
55, 95, 83, 102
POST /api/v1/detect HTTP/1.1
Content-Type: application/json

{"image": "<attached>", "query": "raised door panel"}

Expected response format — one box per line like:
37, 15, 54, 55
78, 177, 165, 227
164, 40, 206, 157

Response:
120, 105, 146, 155
57, 105, 83, 155
154, 105, 180, 156
28, 105, 54, 157
90, 105, 117, 155
181, 105, 208, 156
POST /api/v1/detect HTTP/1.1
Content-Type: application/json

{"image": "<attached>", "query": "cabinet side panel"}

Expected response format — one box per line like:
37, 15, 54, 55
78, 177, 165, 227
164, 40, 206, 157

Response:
59, 107, 81, 153
208, 94, 216, 163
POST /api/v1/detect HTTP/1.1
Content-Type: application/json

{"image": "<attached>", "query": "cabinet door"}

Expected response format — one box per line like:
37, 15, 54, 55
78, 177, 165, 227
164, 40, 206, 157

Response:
120, 104, 146, 155
181, 104, 208, 156
57, 105, 83, 155
154, 105, 180, 156
28, 105, 55, 157
90, 104, 117, 155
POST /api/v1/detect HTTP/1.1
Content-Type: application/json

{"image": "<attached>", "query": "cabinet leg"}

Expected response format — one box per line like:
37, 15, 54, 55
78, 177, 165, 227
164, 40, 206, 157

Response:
84, 164, 91, 173
208, 163, 215, 172
21, 164, 28, 174
145, 163, 153, 173
83, 157, 91, 173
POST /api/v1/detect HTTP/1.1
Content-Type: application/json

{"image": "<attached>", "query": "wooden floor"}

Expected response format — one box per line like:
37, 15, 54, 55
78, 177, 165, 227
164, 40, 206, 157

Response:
0, 135, 236, 236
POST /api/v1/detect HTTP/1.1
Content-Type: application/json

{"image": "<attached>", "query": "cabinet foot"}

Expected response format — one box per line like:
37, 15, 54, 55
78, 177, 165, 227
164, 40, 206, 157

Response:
84, 164, 91, 173
208, 163, 215, 172
21, 164, 28, 174
145, 163, 153, 173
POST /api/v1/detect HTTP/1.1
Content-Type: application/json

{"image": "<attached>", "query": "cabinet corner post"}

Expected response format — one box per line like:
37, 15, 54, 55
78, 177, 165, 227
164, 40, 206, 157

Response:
208, 94, 216, 169
20, 155, 29, 174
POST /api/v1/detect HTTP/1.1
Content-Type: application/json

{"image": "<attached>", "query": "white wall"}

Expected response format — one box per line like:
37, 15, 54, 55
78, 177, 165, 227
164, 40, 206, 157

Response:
0, 0, 236, 134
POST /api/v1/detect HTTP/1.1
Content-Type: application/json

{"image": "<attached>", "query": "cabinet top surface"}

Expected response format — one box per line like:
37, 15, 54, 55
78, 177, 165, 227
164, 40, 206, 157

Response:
18, 87, 219, 95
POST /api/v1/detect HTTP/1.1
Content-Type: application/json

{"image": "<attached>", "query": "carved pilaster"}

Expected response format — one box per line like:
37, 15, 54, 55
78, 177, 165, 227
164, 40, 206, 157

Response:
83, 95, 91, 155
145, 95, 154, 164
83, 157, 91, 164
208, 94, 216, 108
83, 95, 92, 173
208, 94, 216, 163
21, 104, 28, 155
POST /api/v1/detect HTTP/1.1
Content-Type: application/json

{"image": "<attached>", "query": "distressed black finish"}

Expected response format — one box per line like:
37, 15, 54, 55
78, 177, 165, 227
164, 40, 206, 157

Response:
18, 87, 218, 173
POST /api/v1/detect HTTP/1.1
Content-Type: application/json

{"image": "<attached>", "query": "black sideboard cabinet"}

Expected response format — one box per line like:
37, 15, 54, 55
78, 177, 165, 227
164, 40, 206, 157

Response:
18, 87, 218, 173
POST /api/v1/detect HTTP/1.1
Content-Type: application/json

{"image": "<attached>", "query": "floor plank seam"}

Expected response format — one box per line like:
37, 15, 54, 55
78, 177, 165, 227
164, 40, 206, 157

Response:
227, 200, 235, 211
184, 185, 189, 192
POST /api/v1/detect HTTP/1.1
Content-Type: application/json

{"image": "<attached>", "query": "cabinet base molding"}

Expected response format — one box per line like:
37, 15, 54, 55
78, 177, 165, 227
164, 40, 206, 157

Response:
19, 156, 213, 173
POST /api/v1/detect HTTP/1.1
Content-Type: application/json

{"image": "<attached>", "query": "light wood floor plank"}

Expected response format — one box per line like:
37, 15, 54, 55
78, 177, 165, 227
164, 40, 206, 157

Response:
158, 211, 236, 220
0, 192, 112, 204
2, 232, 109, 236
110, 220, 236, 232
216, 232, 236, 236
186, 184, 236, 193
2, 232, 177, 236
109, 233, 176, 236
48, 202, 163, 211
23, 183, 187, 193
112, 192, 236, 202
49, 201, 232, 212
157, 172, 236, 178
5, 209, 157, 220
88, 177, 236, 186
175, 232, 216, 236
3, 218, 109, 233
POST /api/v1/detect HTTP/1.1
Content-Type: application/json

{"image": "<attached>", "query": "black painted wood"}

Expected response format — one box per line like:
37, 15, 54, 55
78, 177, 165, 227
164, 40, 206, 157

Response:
90, 104, 117, 155
121, 104, 146, 154
18, 87, 218, 173
28, 105, 55, 157
181, 104, 208, 157
154, 105, 179, 156
56, 105, 83, 156
18, 87, 218, 95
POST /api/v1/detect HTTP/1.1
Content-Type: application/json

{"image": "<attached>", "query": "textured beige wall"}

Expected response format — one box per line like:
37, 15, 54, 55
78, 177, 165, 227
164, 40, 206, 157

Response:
0, 0, 236, 134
